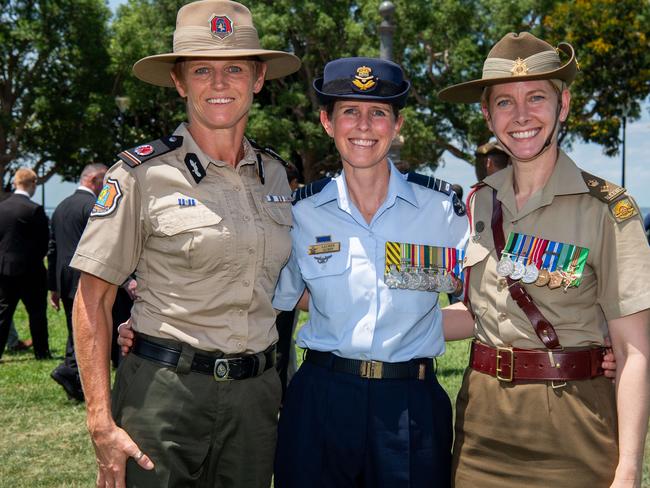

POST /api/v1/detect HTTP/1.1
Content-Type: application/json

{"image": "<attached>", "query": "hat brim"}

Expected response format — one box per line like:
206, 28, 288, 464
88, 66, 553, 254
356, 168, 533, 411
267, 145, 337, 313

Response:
313, 78, 411, 109
133, 50, 301, 87
438, 43, 577, 103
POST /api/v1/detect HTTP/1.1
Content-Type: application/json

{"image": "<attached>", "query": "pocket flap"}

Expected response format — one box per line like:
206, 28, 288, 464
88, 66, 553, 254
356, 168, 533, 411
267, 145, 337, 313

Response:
262, 201, 292, 226
157, 207, 223, 236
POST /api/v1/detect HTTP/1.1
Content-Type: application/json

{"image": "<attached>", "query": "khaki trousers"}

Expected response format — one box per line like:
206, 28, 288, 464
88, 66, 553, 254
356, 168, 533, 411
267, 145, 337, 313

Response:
112, 344, 282, 488
452, 368, 618, 488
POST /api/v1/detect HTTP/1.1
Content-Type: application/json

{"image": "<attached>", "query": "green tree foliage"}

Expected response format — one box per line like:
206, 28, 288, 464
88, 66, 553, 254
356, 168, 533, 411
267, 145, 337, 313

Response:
110, 0, 650, 182
0, 0, 114, 190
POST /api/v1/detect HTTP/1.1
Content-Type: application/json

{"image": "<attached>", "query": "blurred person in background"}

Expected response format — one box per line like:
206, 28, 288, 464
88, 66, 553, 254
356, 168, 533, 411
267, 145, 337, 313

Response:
0, 168, 50, 361
48, 163, 107, 401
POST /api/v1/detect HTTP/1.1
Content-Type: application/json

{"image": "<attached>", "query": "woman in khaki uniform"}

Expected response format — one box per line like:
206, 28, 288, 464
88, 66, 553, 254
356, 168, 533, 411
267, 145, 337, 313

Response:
439, 32, 650, 487
70, 1, 300, 487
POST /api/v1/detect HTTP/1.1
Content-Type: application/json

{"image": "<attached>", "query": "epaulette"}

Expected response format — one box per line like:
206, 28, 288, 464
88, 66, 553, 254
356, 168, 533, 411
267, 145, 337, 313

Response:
248, 139, 290, 167
118, 135, 183, 168
581, 171, 639, 223
581, 171, 625, 203
292, 177, 332, 205
406, 172, 466, 216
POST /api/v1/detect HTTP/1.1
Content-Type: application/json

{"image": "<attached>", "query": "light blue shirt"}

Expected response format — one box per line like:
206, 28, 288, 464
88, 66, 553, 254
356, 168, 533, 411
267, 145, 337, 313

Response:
273, 162, 470, 362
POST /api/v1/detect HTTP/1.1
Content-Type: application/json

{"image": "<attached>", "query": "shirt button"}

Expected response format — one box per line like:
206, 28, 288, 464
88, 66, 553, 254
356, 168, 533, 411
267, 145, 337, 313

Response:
237, 342, 243, 349
248, 248, 255, 254
243, 215, 250, 222
234, 186, 241, 192
498, 312, 508, 322
243, 280, 250, 287
238, 309, 244, 316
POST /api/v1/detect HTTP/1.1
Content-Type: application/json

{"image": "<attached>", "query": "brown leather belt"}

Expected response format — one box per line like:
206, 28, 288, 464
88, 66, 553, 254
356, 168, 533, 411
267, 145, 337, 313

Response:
470, 341, 605, 382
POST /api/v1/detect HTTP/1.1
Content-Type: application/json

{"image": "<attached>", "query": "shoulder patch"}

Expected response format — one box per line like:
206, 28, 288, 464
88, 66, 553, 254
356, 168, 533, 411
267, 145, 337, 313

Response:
118, 135, 183, 168
609, 196, 639, 223
248, 139, 290, 167
292, 178, 332, 205
406, 172, 466, 216
581, 171, 625, 203
91, 178, 122, 217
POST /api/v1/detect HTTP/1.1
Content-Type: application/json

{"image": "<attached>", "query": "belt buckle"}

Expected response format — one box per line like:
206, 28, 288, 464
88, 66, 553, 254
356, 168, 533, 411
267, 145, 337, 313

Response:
360, 360, 383, 379
495, 346, 514, 382
213, 358, 232, 382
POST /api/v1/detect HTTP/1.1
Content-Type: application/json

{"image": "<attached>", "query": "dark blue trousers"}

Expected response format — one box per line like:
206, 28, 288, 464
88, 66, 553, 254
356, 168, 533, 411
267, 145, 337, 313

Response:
274, 359, 452, 488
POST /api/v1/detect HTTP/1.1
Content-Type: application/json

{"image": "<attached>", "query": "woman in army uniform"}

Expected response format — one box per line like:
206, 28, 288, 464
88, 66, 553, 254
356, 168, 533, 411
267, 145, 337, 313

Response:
439, 32, 650, 487
70, 1, 300, 487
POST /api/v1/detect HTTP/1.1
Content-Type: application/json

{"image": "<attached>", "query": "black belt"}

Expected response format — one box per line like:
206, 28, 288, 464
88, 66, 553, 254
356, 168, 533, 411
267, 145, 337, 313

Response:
133, 334, 275, 381
305, 349, 435, 380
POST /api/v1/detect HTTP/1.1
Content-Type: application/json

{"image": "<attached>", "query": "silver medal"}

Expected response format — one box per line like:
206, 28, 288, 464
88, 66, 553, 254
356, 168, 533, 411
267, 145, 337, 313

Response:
407, 270, 421, 290
509, 260, 526, 280
521, 264, 540, 284
496, 256, 515, 277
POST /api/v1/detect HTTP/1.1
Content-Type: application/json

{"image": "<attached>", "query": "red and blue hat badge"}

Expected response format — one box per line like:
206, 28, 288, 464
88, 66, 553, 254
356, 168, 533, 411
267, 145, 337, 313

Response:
209, 14, 233, 40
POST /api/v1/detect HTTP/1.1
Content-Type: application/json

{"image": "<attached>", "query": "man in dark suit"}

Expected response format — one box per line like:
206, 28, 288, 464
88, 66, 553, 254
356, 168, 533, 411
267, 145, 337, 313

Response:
48, 163, 107, 400
0, 168, 51, 360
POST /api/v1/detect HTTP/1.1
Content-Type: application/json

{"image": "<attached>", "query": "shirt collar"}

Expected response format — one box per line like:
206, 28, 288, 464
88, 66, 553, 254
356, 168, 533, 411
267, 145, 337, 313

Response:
311, 159, 418, 209
173, 123, 258, 183
14, 189, 31, 198
483, 149, 588, 220
77, 185, 96, 196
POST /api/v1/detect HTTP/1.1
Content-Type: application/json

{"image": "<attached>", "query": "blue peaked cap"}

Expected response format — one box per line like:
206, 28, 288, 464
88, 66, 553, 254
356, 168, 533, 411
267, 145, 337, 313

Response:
313, 57, 410, 108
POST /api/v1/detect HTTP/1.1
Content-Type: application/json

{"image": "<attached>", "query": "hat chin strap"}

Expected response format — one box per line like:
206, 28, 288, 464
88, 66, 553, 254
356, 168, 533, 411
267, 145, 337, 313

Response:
489, 101, 562, 163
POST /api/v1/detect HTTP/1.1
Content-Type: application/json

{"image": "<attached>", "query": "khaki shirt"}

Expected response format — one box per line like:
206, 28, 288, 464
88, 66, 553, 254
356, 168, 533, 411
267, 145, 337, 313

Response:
465, 150, 650, 349
71, 123, 292, 354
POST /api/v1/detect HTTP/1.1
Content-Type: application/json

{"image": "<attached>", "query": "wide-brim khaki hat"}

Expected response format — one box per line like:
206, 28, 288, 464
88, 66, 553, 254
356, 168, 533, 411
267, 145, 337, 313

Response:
133, 0, 301, 87
439, 32, 578, 103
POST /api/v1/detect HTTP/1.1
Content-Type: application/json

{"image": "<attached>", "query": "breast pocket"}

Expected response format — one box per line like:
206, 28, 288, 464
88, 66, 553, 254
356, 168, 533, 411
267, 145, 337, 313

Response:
298, 246, 351, 314
253, 198, 293, 281
153, 207, 232, 272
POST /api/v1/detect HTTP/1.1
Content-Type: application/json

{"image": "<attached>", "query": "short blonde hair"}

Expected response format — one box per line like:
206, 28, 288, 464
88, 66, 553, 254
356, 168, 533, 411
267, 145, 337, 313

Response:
14, 168, 37, 187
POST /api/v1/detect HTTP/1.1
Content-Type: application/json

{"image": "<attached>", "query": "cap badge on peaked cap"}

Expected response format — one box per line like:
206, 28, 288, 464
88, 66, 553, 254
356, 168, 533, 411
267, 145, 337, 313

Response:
209, 14, 233, 40
352, 66, 377, 92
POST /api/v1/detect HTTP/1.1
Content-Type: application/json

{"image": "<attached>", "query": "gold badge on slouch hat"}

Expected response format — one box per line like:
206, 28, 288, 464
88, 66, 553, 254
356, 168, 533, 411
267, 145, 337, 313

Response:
510, 57, 529, 76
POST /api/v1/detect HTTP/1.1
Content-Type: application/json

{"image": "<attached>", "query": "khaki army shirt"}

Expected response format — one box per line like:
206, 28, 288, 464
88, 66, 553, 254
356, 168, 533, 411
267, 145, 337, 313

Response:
465, 150, 650, 349
71, 123, 292, 354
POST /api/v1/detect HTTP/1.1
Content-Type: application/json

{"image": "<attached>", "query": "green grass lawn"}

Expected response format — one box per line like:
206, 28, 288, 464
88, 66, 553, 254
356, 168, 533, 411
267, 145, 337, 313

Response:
1, 301, 648, 487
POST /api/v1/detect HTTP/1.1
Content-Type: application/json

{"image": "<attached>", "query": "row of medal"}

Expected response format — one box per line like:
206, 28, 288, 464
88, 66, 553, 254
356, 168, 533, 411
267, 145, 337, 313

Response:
496, 232, 589, 290
384, 241, 464, 293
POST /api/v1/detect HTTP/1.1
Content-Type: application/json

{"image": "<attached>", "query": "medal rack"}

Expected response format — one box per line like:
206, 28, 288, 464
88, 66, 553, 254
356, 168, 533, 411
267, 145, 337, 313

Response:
496, 232, 589, 291
384, 241, 464, 293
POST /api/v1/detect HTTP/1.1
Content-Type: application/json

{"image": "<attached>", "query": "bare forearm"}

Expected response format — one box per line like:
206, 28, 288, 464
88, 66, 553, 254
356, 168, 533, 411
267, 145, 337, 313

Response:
442, 301, 475, 341
73, 273, 117, 430
609, 310, 650, 484
615, 352, 650, 479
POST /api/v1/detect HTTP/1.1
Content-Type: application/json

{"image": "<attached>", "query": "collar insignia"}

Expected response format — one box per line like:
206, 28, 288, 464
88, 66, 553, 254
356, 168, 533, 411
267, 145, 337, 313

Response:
511, 58, 529, 76
209, 14, 233, 40
352, 65, 377, 91
185, 153, 207, 184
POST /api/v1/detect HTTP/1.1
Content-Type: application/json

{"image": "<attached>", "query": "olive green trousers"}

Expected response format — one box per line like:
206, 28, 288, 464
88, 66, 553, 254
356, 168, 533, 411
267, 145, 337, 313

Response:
112, 344, 281, 488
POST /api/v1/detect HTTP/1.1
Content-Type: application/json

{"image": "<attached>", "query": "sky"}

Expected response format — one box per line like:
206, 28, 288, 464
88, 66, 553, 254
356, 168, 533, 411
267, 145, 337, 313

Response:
33, 0, 650, 212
